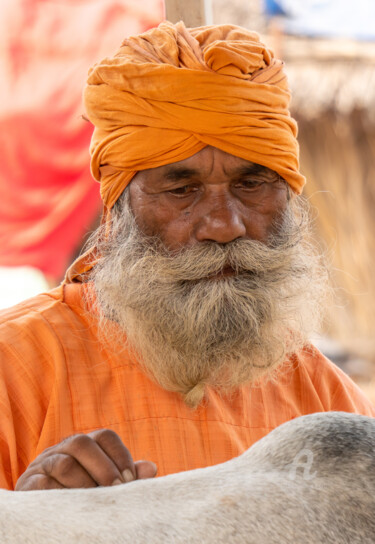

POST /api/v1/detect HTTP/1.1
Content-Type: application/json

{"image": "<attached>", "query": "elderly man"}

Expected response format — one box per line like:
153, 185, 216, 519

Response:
0, 22, 374, 492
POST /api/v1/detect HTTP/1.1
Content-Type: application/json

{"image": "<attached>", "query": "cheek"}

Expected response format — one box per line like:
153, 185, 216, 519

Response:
129, 177, 195, 249
244, 191, 288, 241
243, 211, 273, 241
131, 196, 194, 249
156, 213, 194, 249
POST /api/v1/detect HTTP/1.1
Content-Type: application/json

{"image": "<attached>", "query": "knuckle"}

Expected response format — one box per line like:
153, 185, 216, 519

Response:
56, 455, 76, 478
66, 433, 93, 452
28, 446, 55, 468
41, 454, 59, 476
91, 428, 118, 442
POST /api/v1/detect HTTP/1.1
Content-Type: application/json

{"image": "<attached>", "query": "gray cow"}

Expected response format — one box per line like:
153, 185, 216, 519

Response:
0, 411, 374, 544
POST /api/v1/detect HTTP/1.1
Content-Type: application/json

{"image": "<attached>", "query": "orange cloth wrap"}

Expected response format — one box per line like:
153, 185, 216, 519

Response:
84, 21, 305, 211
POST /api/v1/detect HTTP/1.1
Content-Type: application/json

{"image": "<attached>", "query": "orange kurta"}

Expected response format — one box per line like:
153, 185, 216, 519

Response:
0, 283, 374, 490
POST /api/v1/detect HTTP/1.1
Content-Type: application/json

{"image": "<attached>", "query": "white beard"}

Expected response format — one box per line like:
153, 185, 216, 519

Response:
88, 192, 328, 408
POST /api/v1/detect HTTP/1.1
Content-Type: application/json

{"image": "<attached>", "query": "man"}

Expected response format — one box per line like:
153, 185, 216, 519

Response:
0, 21, 374, 492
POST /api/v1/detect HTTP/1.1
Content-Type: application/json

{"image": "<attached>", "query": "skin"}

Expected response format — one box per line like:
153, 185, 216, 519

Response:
15, 430, 157, 491
15, 146, 288, 492
129, 147, 288, 250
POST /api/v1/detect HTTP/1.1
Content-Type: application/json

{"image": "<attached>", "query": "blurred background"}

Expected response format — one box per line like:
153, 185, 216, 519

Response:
1, 0, 374, 401
0, 0, 164, 303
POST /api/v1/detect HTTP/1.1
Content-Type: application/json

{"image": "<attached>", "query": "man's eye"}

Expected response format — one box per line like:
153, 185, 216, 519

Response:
168, 185, 196, 196
237, 179, 264, 190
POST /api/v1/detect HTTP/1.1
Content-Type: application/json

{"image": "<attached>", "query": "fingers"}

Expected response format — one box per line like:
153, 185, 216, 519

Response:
59, 431, 129, 487
88, 429, 136, 483
41, 453, 97, 488
135, 460, 158, 480
15, 473, 65, 491
15, 429, 158, 492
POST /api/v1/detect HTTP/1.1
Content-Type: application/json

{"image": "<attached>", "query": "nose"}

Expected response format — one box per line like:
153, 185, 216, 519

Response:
194, 193, 247, 244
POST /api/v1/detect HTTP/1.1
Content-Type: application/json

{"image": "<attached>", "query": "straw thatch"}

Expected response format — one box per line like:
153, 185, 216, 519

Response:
284, 44, 375, 362
284, 39, 375, 120
297, 109, 375, 357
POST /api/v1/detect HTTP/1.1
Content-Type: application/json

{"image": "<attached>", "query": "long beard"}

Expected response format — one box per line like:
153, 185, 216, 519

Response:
87, 193, 328, 408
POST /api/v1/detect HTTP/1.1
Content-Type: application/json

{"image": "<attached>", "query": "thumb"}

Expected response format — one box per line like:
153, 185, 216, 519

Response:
135, 460, 158, 479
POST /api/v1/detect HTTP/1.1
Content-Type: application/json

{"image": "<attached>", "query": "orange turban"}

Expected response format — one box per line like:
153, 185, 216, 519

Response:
84, 21, 305, 211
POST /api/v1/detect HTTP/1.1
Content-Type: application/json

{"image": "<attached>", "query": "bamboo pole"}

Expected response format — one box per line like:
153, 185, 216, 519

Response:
164, 0, 212, 26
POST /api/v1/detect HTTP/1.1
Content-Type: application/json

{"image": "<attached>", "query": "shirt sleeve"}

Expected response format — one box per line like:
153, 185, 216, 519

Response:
0, 360, 16, 490
329, 364, 375, 415
0, 320, 56, 490
0, 340, 32, 490
309, 347, 375, 416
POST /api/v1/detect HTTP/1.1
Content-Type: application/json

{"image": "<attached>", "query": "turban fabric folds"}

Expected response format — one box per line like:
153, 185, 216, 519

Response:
85, 21, 305, 210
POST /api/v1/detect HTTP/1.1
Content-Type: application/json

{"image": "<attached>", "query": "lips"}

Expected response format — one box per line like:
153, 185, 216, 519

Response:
207, 265, 236, 280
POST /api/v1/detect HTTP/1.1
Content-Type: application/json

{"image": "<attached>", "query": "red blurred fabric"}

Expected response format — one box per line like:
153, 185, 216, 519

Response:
0, 0, 163, 280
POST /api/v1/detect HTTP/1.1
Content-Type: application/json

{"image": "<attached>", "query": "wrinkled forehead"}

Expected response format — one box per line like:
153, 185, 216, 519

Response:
132, 146, 281, 184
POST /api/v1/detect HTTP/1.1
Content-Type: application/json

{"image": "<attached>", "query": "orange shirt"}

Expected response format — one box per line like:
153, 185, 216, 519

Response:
0, 283, 374, 490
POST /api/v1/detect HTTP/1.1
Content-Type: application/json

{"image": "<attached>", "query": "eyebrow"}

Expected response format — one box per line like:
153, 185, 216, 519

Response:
231, 164, 271, 177
164, 167, 199, 181
163, 163, 272, 182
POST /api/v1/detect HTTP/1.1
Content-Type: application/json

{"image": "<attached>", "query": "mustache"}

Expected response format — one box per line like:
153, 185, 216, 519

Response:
118, 224, 304, 285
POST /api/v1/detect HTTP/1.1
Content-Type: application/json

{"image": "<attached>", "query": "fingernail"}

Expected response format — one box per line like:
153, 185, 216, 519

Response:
122, 469, 135, 483
111, 478, 123, 486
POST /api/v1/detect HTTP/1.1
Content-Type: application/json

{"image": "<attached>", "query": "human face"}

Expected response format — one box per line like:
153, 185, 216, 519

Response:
128, 146, 289, 251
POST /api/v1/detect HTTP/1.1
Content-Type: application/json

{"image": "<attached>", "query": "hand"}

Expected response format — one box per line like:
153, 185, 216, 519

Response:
15, 429, 157, 491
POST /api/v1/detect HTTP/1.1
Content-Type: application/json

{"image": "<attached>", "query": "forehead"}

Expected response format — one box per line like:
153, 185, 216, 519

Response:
135, 146, 277, 183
